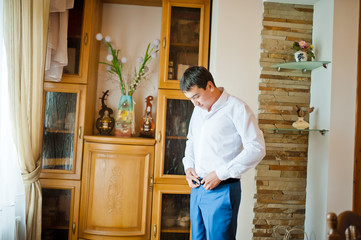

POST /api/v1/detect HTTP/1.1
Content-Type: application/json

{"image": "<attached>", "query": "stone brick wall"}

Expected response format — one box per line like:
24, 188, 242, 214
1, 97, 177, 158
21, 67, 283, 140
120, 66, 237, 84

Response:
252, 3, 314, 240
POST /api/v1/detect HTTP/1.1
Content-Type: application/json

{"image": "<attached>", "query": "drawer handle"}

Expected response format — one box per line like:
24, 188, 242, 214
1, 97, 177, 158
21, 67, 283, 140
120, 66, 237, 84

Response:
72, 222, 76, 234
149, 174, 154, 190
162, 37, 166, 49
84, 33, 88, 46
157, 131, 161, 143
153, 224, 157, 238
78, 126, 82, 139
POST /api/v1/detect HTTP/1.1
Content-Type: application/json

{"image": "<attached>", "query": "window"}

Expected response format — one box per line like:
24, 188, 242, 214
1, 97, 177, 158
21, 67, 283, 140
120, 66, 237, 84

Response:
0, 0, 26, 238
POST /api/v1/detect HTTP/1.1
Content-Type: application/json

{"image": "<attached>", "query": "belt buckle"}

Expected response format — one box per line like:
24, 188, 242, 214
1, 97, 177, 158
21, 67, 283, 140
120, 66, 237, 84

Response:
192, 177, 204, 185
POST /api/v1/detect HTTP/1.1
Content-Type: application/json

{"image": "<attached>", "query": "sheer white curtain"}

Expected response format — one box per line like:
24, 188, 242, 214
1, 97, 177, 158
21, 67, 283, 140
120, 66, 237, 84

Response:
4, 0, 50, 239
0, 0, 26, 239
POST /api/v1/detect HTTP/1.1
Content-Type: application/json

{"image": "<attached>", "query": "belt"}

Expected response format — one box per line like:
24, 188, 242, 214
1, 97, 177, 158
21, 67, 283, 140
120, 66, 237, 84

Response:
194, 178, 240, 185
220, 178, 240, 184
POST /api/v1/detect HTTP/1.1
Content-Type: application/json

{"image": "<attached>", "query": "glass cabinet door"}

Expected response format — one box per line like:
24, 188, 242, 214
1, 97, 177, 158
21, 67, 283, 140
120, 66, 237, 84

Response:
40, 179, 80, 240
158, 0, 211, 89
155, 89, 194, 184
40, 82, 85, 180
51, 0, 101, 84
62, 0, 84, 77
151, 184, 191, 240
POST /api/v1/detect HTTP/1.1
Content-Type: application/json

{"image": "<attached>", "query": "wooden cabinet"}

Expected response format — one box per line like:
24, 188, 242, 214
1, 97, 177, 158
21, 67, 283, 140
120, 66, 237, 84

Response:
79, 136, 155, 240
152, 89, 193, 240
155, 0, 210, 183
158, 0, 211, 89
40, 179, 80, 240
40, 0, 102, 238
154, 89, 194, 184
152, 1, 211, 239
151, 184, 191, 240
39, 1, 211, 239
40, 0, 102, 179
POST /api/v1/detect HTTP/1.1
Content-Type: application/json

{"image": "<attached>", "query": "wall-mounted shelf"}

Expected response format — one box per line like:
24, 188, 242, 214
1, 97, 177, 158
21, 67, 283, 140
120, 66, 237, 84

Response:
266, 128, 329, 135
270, 61, 331, 73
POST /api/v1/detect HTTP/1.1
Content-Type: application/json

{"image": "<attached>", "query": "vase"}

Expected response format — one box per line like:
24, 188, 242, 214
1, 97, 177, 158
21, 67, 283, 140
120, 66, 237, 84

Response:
115, 95, 134, 137
294, 50, 308, 62
292, 117, 309, 130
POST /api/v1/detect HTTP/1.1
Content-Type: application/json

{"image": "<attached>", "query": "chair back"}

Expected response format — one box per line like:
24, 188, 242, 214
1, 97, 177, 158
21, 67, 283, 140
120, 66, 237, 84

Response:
327, 211, 361, 240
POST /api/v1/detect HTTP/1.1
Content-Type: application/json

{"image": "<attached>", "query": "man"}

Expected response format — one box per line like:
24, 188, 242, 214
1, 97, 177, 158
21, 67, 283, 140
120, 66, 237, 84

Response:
180, 66, 266, 240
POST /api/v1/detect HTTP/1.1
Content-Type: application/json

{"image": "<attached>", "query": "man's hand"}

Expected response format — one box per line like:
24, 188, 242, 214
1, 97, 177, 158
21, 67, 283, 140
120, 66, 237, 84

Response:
185, 168, 201, 188
201, 171, 221, 190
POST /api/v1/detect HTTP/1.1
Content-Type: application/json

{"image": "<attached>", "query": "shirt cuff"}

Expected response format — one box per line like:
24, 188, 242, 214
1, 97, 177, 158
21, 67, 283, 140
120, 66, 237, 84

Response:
183, 159, 194, 172
216, 165, 231, 181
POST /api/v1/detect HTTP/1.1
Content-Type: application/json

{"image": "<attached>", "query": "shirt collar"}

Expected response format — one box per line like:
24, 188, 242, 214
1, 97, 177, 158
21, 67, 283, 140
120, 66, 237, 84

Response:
210, 87, 229, 112
199, 87, 229, 116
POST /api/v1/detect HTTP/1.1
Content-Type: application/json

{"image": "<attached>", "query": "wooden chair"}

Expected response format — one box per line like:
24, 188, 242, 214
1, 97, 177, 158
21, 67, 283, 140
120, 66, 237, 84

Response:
327, 211, 361, 240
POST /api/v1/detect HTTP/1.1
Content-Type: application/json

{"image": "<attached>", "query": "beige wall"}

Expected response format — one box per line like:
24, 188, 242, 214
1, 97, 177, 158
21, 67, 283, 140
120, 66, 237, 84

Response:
97, 4, 162, 135
306, 0, 333, 238
307, 0, 359, 239
210, 1, 263, 239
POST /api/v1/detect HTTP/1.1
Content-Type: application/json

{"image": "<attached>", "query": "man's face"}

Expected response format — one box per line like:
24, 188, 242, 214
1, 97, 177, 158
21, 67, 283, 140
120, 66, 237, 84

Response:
184, 81, 215, 111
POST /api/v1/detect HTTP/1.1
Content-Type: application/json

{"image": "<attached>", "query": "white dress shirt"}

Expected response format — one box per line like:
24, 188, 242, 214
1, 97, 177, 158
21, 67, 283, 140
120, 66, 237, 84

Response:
182, 88, 266, 180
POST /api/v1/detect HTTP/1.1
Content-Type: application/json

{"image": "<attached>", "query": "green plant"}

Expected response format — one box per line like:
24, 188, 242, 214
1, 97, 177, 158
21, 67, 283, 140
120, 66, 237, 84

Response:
292, 40, 315, 59
96, 33, 160, 96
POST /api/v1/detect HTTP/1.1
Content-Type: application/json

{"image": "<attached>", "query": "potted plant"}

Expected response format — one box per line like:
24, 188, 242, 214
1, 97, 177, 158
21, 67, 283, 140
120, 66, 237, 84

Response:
292, 40, 315, 62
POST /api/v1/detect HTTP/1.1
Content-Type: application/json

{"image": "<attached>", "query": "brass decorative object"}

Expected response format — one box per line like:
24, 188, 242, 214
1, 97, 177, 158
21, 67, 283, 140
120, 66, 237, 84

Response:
139, 96, 155, 138
96, 90, 115, 135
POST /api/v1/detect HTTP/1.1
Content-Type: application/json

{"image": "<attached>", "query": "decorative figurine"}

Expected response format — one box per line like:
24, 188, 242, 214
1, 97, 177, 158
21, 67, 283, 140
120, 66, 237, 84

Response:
292, 105, 314, 130
96, 90, 115, 135
139, 96, 155, 138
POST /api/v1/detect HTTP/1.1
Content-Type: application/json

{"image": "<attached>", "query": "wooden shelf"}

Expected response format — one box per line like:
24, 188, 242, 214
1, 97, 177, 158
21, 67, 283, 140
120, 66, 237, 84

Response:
68, 35, 82, 39
170, 42, 199, 48
42, 158, 72, 169
44, 129, 73, 134
166, 136, 188, 140
162, 226, 190, 233
84, 135, 155, 145
43, 225, 69, 230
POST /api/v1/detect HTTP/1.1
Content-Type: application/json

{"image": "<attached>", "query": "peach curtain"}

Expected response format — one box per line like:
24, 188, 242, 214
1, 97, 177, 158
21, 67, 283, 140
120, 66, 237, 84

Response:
3, 0, 50, 239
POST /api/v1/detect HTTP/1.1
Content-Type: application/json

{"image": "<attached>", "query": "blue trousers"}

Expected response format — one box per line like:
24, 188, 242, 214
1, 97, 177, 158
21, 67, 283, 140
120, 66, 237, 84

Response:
190, 181, 241, 240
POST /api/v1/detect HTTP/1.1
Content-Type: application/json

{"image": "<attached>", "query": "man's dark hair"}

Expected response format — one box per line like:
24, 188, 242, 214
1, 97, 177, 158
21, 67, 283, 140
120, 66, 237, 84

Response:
179, 66, 216, 92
